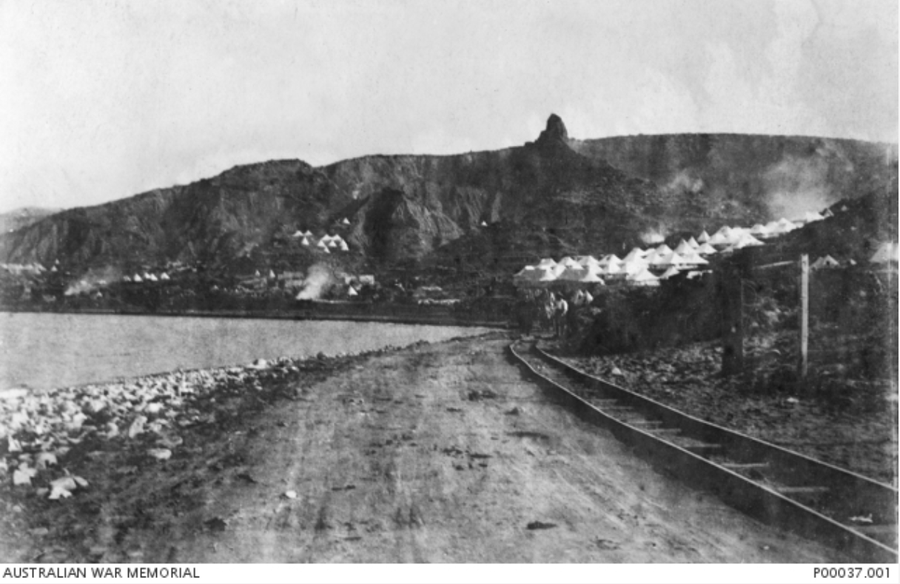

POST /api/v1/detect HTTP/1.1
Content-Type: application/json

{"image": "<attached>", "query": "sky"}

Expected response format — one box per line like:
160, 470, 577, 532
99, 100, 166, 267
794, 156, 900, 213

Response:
0, 0, 897, 213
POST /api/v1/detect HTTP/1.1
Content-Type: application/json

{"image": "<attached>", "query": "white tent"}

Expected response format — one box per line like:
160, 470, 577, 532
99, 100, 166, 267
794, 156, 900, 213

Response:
771, 218, 798, 234
803, 211, 824, 223
598, 254, 621, 267
732, 232, 765, 249
653, 250, 690, 269
811, 255, 840, 269
869, 242, 899, 264
627, 267, 660, 287
573, 270, 605, 285
160, 272, 170, 281
708, 228, 732, 246
623, 247, 645, 262
122, 275, 132, 282
679, 250, 710, 266
749, 223, 769, 236
659, 266, 681, 279
347, 285, 359, 297
342, 218, 351, 225
697, 242, 717, 255
697, 230, 710, 243
537, 258, 557, 269
576, 255, 600, 268
268, 270, 276, 279
687, 236, 699, 248
480, 221, 488, 227
602, 261, 624, 278
292, 230, 304, 238
558, 266, 587, 281
303, 230, 313, 238
654, 244, 673, 256
301, 237, 310, 247
558, 256, 580, 268
146, 273, 158, 282
538, 269, 558, 283
621, 258, 649, 276
132, 274, 143, 283
339, 240, 350, 252
674, 240, 693, 255
514, 266, 537, 280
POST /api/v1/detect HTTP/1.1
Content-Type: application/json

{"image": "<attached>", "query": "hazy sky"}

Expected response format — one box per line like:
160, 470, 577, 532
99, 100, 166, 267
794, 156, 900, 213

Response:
0, 0, 897, 213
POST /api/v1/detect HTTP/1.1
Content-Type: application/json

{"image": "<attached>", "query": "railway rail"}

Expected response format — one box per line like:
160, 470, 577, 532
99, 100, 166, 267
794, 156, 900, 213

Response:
509, 340, 898, 563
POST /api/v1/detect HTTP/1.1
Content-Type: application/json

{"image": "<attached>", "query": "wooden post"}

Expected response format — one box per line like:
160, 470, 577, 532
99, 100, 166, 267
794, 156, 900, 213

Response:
798, 254, 809, 379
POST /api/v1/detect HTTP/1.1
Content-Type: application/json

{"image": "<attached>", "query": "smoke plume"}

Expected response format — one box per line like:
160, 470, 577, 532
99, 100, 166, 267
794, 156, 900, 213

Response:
295, 264, 334, 300
64, 266, 121, 296
763, 155, 836, 221
640, 227, 667, 245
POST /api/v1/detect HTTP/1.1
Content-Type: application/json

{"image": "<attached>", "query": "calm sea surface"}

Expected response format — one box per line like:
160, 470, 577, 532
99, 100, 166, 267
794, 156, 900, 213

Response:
0, 312, 492, 392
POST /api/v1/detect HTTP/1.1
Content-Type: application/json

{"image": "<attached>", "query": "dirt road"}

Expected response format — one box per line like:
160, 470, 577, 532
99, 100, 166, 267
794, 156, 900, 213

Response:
3, 333, 841, 562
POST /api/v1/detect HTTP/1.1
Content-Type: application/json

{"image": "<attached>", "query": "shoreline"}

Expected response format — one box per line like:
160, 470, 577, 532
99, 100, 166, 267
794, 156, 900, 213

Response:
0, 331, 839, 563
0, 306, 510, 329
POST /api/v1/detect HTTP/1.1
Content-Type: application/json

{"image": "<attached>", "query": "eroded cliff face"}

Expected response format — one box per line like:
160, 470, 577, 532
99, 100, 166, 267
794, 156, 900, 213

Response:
569, 133, 897, 228
0, 116, 894, 276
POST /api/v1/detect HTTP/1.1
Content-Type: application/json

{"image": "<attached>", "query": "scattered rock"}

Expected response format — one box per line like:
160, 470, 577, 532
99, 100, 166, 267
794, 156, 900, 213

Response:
0, 389, 28, 401
204, 517, 228, 532
526, 521, 557, 530
147, 448, 172, 461
48, 476, 78, 499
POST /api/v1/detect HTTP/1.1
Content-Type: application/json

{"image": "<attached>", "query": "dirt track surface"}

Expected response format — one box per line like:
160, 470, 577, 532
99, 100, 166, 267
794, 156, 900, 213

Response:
2, 334, 840, 562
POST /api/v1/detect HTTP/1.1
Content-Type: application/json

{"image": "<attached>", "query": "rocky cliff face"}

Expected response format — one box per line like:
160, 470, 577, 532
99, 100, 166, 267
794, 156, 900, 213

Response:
0, 116, 894, 278
569, 133, 897, 230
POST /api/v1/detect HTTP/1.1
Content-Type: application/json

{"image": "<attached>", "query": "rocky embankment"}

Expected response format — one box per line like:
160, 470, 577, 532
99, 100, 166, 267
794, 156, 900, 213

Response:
0, 342, 429, 562
552, 334, 897, 485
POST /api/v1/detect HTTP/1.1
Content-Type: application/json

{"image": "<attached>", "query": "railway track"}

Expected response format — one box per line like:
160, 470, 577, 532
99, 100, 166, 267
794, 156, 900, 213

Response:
509, 340, 898, 563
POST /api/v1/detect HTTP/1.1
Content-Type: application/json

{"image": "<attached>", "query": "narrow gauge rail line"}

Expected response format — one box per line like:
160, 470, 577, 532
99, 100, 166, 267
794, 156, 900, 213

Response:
509, 341, 898, 563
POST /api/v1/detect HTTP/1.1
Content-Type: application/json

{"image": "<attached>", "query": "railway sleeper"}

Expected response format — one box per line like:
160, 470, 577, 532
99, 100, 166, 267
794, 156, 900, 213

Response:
648, 427, 683, 436
680, 443, 723, 456
775, 485, 830, 504
721, 462, 771, 471
626, 419, 665, 429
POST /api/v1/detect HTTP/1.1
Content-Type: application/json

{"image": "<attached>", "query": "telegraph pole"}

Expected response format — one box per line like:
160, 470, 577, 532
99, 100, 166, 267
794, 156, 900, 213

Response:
798, 254, 809, 379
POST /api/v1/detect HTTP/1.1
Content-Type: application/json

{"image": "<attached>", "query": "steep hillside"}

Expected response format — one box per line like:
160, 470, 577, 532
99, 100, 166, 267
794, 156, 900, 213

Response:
570, 133, 897, 233
0, 161, 352, 271
0, 116, 894, 284
0, 207, 59, 234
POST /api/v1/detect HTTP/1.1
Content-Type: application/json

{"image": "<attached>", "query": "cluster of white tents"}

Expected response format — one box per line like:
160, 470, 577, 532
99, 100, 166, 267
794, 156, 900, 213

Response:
291, 230, 350, 253
513, 221, 785, 289
515, 239, 716, 289
123, 272, 170, 283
